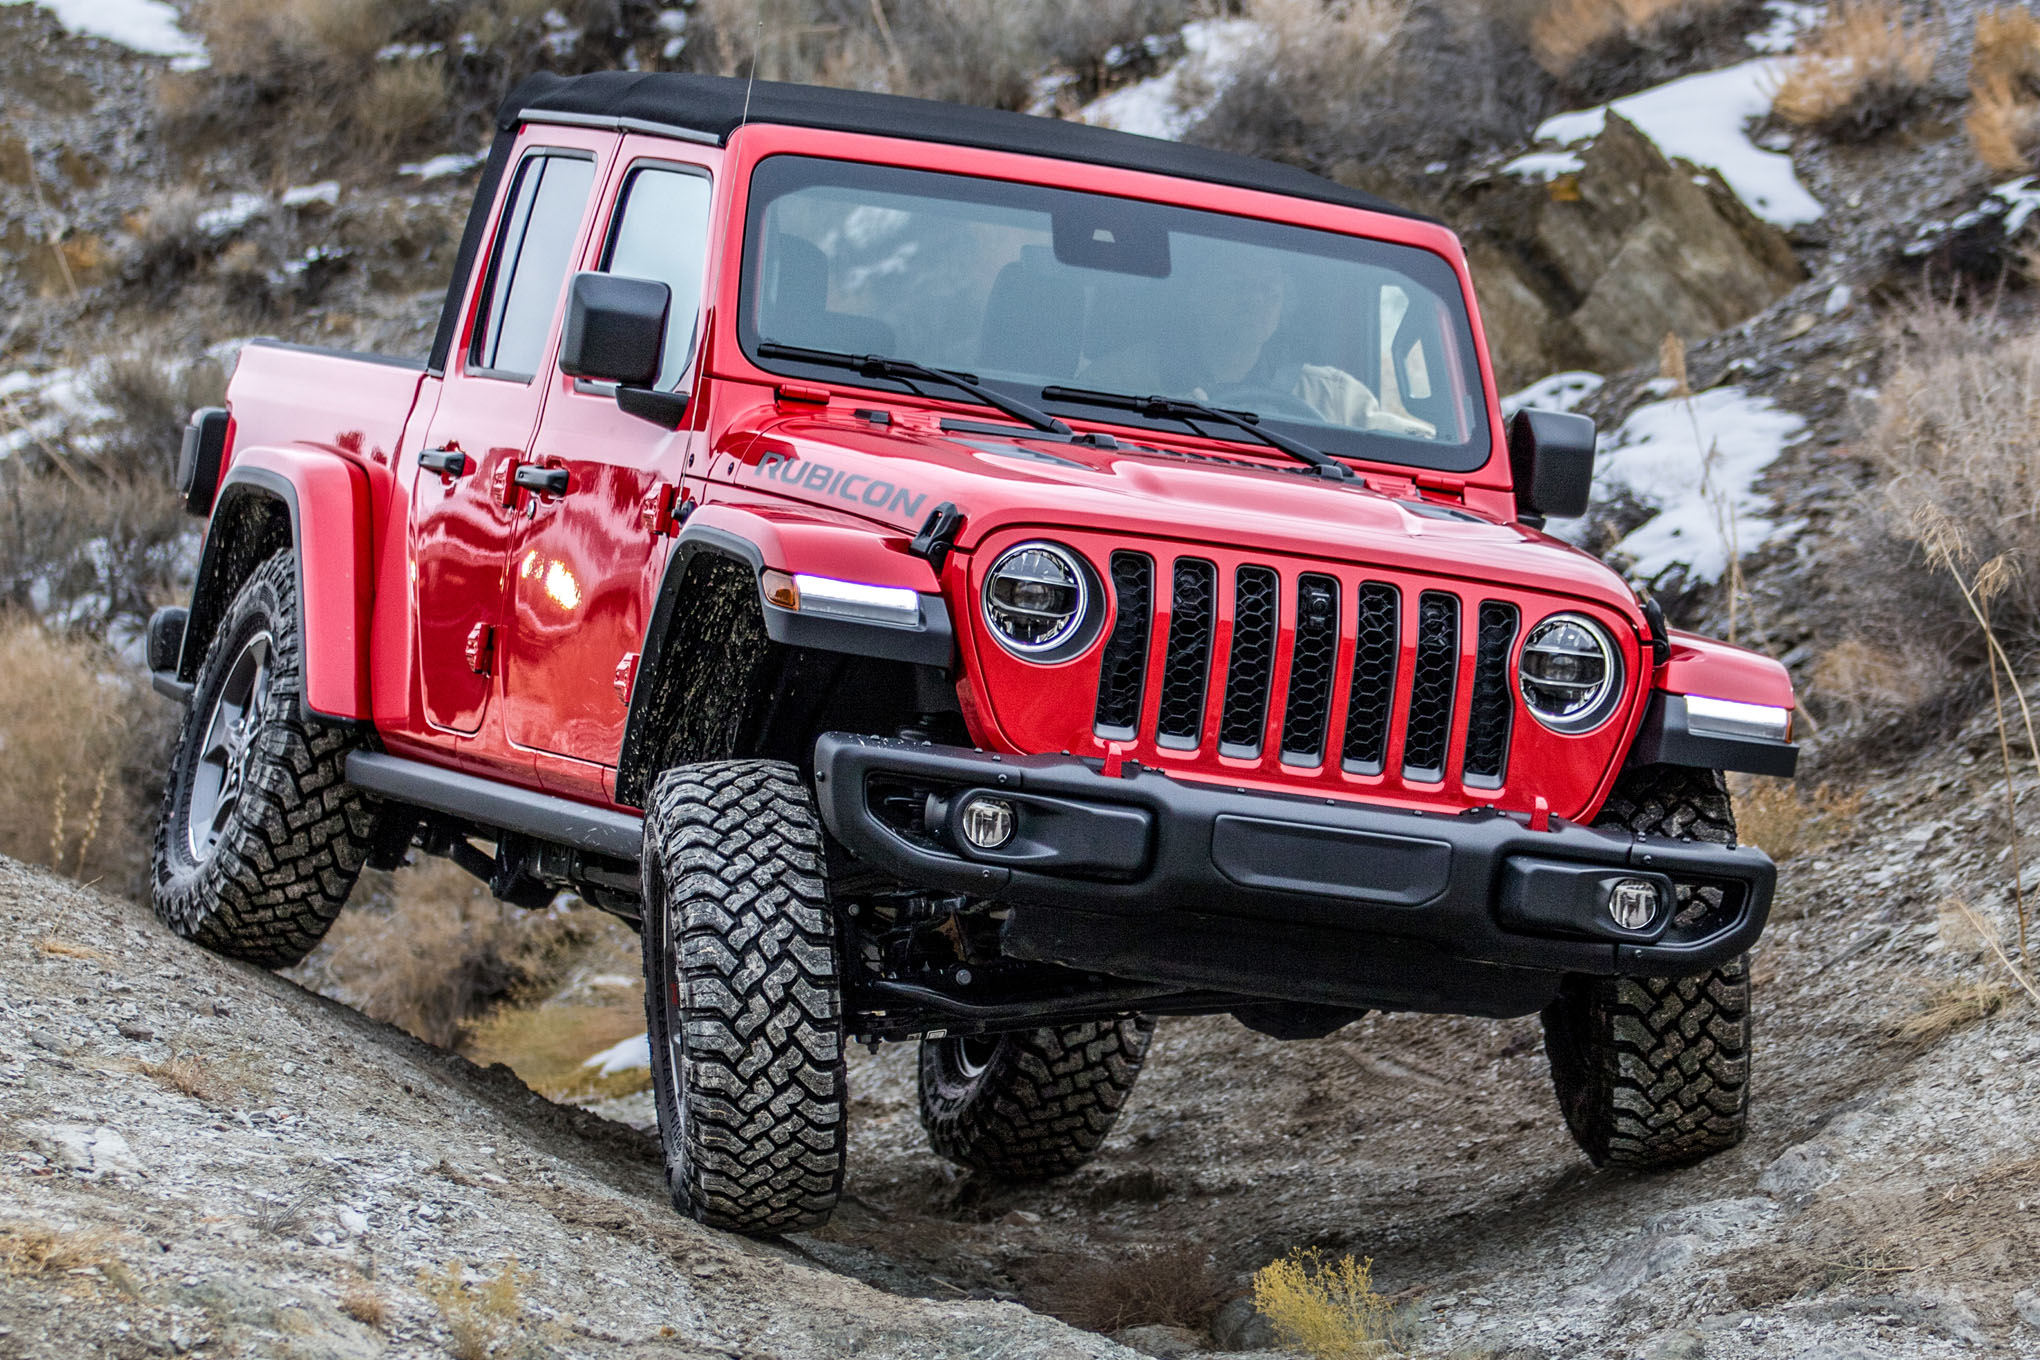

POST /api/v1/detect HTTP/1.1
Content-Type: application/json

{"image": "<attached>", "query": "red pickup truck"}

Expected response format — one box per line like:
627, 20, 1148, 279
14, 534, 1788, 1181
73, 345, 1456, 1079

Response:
147, 71, 1796, 1236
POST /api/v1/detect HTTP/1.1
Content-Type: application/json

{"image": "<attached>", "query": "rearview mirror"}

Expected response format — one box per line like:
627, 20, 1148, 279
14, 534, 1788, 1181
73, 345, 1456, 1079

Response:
560, 272, 668, 387
1507, 408, 1596, 526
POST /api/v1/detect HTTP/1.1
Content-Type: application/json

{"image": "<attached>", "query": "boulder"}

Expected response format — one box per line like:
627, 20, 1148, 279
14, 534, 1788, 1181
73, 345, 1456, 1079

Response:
1450, 113, 1805, 390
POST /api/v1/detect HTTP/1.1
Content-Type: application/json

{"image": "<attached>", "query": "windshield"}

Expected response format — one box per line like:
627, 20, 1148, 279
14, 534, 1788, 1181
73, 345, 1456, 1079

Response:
739, 155, 1492, 472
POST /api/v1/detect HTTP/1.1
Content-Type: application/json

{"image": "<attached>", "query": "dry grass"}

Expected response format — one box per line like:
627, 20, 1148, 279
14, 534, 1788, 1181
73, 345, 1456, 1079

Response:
419, 1258, 530, 1360
1861, 304, 2040, 649
1967, 8, 2040, 172
136, 1054, 232, 1104
1730, 778, 1863, 860
465, 1000, 650, 1103
1809, 636, 1957, 727
35, 936, 107, 962
1772, 0, 1936, 141
1251, 1249, 1413, 1359
1886, 978, 2013, 1044
0, 618, 155, 890
1032, 1242, 1227, 1334
0, 1223, 120, 1276
1531, 0, 1745, 80
287, 858, 617, 1050
339, 1277, 388, 1330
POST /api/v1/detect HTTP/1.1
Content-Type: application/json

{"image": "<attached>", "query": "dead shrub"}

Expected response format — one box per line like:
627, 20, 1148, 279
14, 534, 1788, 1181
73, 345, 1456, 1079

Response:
418, 1258, 530, 1360
1031, 1241, 1228, 1334
339, 1276, 389, 1330
0, 617, 162, 891
1864, 304, 2040, 648
355, 56, 451, 158
690, 0, 1194, 108
0, 1223, 120, 1276
1886, 978, 2012, 1045
287, 858, 601, 1049
1772, 0, 1936, 141
136, 1055, 232, 1104
1530, 0, 1761, 98
1187, 0, 1551, 174
1729, 777, 1863, 860
1809, 636, 1955, 725
1967, 9, 2040, 172
1251, 1248, 1414, 1359
464, 999, 650, 1102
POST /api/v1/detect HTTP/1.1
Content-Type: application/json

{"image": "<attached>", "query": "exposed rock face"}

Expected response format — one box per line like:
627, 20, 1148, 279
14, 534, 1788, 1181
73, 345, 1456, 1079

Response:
1456, 113, 1805, 389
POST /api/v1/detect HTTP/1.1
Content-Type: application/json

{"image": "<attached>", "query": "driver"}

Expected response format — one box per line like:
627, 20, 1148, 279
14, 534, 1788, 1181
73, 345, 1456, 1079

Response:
1078, 249, 1435, 439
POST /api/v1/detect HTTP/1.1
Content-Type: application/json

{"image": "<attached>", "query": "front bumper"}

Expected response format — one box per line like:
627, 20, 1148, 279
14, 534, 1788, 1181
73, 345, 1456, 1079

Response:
814, 733, 1775, 1017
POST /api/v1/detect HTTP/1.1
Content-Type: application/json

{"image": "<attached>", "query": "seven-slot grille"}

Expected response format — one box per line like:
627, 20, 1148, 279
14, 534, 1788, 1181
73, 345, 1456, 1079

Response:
1096, 553, 1525, 790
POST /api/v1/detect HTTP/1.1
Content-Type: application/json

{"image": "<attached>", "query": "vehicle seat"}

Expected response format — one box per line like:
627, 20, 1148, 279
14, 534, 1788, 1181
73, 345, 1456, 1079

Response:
978, 247, 1085, 381
758, 233, 898, 356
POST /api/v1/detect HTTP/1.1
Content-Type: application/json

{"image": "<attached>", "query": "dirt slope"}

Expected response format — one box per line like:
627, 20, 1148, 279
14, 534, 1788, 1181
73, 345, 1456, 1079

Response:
789, 732, 2040, 1359
0, 856, 1139, 1360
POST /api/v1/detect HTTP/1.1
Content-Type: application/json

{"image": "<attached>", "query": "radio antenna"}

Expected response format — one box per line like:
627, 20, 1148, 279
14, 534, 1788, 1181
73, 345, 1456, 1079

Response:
740, 11, 762, 127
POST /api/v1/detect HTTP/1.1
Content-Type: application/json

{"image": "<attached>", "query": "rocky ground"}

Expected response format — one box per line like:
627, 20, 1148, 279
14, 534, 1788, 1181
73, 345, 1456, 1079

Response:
0, 855, 1164, 1360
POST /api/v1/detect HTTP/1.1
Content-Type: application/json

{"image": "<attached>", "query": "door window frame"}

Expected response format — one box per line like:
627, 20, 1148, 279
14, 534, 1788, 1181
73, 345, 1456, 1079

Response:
569, 156, 717, 399
464, 146, 599, 384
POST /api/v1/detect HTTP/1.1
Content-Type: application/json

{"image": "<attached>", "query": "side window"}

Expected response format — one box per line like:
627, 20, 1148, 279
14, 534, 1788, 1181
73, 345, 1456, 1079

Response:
470, 153, 596, 380
601, 165, 714, 392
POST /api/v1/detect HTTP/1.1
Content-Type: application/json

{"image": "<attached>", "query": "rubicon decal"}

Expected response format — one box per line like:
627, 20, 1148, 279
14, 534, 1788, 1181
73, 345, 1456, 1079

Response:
753, 451, 928, 521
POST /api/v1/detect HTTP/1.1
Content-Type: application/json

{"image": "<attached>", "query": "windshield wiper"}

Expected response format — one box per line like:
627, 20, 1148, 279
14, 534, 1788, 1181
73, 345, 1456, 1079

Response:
757, 341, 1071, 438
1040, 385, 1353, 480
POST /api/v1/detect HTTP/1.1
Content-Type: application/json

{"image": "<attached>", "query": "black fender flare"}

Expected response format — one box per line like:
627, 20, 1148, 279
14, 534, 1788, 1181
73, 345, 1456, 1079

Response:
614, 521, 953, 808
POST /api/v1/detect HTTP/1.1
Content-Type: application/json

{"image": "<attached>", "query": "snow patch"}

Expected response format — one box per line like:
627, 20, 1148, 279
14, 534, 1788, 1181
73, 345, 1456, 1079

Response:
282, 181, 340, 209
1503, 371, 1604, 418
1746, 0, 1824, 53
195, 193, 268, 237
1, 0, 207, 67
1580, 386, 1807, 583
400, 153, 485, 180
1502, 150, 1585, 182
1078, 19, 1261, 141
1532, 60, 1823, 227
583, 1034, 650, 1077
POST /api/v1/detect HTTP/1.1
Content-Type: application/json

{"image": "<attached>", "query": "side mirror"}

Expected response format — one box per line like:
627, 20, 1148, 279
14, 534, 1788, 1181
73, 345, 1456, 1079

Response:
1507, 408, 1596, 526
561, 271, 668, 387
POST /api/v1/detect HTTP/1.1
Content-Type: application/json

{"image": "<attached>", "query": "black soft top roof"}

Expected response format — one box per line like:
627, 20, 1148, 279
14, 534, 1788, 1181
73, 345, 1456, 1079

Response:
497, 70, 1422, 223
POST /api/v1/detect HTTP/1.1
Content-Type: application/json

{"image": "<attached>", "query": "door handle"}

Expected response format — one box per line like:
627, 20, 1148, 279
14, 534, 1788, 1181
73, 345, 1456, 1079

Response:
419, 447, 468, 476
513, 464, 570, 496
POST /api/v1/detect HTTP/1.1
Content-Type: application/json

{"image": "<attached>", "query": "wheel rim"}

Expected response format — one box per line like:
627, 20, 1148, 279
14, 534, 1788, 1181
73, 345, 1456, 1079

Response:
948, 1033, 1001, 1081
186, 631, 272, 861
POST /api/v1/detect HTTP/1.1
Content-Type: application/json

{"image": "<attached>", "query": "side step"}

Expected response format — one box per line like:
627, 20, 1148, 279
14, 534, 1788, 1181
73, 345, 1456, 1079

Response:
345, 751, 644, 860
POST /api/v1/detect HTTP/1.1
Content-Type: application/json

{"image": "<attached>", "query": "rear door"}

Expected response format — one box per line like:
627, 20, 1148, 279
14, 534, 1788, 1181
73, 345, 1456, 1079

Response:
498, 142, 721, 792
409, 135, 605, 735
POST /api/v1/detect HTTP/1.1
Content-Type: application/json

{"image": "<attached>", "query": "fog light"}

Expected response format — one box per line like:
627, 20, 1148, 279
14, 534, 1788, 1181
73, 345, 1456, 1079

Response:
959, 796, 1016, 850
1607, 878, 1661, 931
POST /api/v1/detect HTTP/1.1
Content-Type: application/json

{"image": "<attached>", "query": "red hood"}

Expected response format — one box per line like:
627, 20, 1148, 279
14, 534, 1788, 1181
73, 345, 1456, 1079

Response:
716, 405, 1643, 622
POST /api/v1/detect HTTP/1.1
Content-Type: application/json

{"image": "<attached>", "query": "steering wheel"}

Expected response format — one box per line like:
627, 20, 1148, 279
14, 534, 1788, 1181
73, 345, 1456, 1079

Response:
1205, 385, 1323, 424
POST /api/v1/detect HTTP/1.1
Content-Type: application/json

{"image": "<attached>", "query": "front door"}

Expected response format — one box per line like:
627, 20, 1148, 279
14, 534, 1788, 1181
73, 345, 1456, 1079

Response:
410, 145, 599, 734
501, 149, 719, 784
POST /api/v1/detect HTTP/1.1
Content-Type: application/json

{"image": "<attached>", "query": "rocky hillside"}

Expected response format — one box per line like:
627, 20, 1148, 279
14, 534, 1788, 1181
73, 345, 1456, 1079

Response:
9, 0, 2040, 1357
0, 856, 1148, 1360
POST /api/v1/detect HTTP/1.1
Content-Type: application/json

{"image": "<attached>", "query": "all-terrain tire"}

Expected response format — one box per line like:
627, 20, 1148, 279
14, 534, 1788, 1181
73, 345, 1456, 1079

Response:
640, 760, 846, 1235
1541, 764, 1752, 1169
918, 1017, 1155, 1179
152, 550, 373, 968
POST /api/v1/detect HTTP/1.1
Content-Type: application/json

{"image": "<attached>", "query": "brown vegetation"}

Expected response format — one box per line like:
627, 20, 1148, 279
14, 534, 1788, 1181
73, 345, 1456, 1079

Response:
1730, 777, 1863, 860
1886, 978, 2012, 1045
1532, 0, 1745, 80
1771, 0, 1936, 142
418, 1257, 531, 1360
1251, 1249, 1412, 1359
136, 1054, 232, 1104
0, 1223, 120, 1276
1033, 1242, 1228, 1334
0, 618, 161, 891
1967, 7, 2040, 173
338, 1276, 390, 1330
287, 858, 619, 1049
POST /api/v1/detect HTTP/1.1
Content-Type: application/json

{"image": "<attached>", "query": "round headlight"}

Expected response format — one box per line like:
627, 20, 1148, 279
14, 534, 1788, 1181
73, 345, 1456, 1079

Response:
983, 542, 1093, 658
1518, 613, 1622, 733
